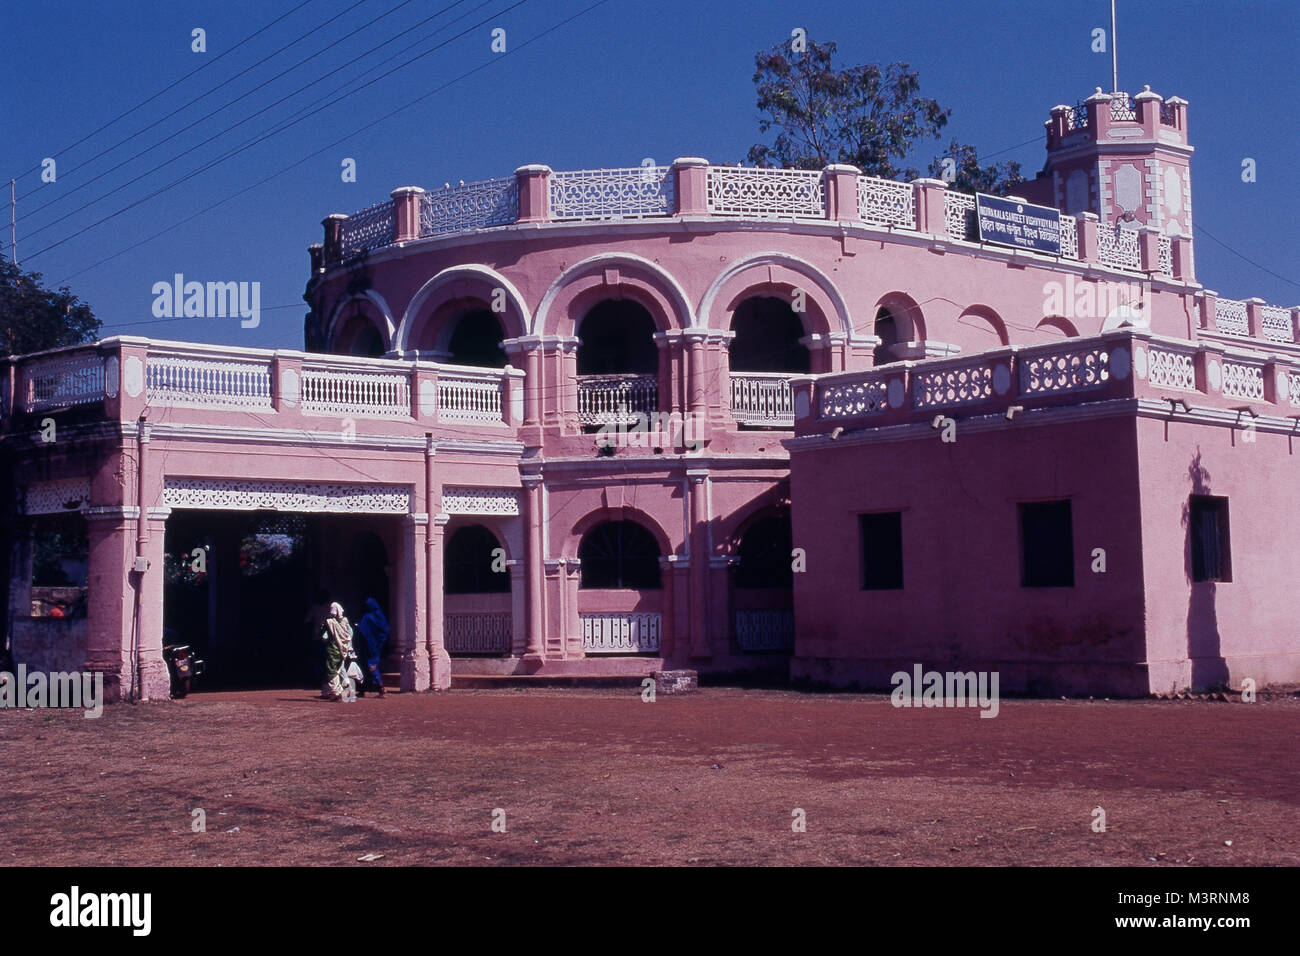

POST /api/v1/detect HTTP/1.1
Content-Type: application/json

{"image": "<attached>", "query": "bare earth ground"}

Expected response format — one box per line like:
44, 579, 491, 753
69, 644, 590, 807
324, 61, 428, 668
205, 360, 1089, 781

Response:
1, 687, 1296, 866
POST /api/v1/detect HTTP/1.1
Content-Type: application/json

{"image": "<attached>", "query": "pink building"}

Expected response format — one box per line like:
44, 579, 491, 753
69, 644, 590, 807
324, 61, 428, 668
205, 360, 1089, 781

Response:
2, 87, 1296, 700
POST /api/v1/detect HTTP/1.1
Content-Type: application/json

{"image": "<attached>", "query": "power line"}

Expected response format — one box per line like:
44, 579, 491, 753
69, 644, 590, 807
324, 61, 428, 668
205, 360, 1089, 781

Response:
34, 0, 529, 265
1193, 222, 1298, 291
7, 0, 318, 185
19, 0, 418, 230
54, 0, 610, 284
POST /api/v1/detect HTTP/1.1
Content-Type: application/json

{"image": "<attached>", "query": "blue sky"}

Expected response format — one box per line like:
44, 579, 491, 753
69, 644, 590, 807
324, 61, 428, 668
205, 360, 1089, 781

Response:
2, 0, 1295, 349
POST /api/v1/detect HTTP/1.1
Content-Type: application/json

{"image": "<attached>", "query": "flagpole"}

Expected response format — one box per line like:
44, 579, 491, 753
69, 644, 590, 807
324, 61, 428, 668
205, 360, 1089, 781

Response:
1111, 0, 1119, 92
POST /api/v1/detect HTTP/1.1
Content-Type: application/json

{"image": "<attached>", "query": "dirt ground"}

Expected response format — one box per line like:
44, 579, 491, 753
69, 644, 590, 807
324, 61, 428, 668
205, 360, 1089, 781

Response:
1, 687, 1296, 866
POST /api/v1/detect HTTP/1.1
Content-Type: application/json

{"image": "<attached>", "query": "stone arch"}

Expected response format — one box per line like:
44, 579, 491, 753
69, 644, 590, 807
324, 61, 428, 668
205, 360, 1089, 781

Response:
533, 254, 693, 337
325, 291, 396, 355
444, 522, 511, 594
395, 265, 530, 354
1036, 315, 1080, 339
872, 291, 926, 343
698, 252, 849, 336
957, 304, 1010, 348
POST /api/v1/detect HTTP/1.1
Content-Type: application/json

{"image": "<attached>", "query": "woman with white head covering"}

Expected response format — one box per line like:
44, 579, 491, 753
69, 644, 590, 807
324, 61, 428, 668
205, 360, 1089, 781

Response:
320, 601, 355, 700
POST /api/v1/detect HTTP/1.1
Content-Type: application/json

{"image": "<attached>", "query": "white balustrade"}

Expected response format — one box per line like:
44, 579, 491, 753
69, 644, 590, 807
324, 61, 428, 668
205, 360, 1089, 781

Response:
1018, 344, 1112, 395
22, 351, 105, 413
1290, 371, 1300, 407
857, 176, 915, 229
1147, 348, 1197, 391
1214, 299, 1249, 336
736, 609, 795, 651
1157, 235, 1173, 277
420, 178, 519, 236
577, 373, 658, 426
706, 166, 825, 218
820, 378, 891, 419
1221, 361, 1264, 401
1260, 306, 1293, 344
550, 166, 674, 220
146, 353, 273, 409
1059, 216, 1079, 260
581, 612, 661, 654
301, 367, 410, 417
339, 200, 396, 258
730, 372, 794, 426
1098, 225, 1141, 271
944, 191, 976, 241
438, 370, 504, 424
444, 612, 512, 654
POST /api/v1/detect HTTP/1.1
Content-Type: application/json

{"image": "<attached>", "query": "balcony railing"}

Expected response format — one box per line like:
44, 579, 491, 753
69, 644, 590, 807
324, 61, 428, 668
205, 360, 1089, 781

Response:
736, 609, 794, 651
146, 352, 274, 409
581, 612, 661, 654
301, 364, 410, 418
577, 373, 658, 426
445, 612, 512, 654
1214, 298, 1250, 336
730, 372, 795, 427
550, 166, 674, 220
338, 199, 396, 258
20, 349, 105, 413
705, 166, 825, 219
420, 178, 518, 237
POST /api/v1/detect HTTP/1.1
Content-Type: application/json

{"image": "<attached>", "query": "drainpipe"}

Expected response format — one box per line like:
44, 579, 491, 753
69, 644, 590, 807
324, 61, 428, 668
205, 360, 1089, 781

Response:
131, 415, 150, 702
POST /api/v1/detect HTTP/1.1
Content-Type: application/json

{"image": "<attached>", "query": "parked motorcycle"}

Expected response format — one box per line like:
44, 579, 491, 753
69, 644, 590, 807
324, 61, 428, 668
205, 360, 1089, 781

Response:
163, 643, 206, 698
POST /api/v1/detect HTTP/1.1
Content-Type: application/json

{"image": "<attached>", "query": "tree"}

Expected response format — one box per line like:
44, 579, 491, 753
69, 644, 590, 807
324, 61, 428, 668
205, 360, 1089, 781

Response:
929, 139, 1024, 197
0, 259, 100, 357
747, 36, 1023, 196
748, 38, 948, 179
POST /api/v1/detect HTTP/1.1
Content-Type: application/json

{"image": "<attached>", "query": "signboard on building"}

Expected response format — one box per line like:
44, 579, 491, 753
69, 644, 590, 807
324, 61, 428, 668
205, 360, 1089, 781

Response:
976, 194, 1062, 256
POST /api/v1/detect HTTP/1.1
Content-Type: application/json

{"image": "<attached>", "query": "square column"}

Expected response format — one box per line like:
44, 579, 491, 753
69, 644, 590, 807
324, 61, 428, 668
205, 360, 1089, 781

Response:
400, 513, 431, 692
426, 514, 452, 690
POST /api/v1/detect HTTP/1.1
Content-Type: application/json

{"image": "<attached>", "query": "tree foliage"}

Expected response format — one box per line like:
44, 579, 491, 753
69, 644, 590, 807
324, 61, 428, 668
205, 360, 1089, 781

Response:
929, 139, 1023, 196
0, 259, 100, 357
747, 36, 1024, 196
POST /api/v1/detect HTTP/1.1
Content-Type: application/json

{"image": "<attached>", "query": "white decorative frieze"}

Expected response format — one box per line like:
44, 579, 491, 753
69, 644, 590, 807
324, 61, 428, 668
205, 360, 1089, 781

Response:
22, 478, 91, 515
441, 487, 521, 516
162, 477, 412, 514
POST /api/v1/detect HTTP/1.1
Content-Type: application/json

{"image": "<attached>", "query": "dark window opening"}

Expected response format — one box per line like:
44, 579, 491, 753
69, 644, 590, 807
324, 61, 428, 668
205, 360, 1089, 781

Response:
447, 309, 507, 368
1189, 495, 1231, 583
579, 520, 662, 590
729, 297, 810, 373
873, 308, 900, 365
734, 514, 794, 589
860, 511, 904, 590
576, 300, 658, 375
348, 321, 384, 358
445, 525, 510, 594
1020, 500, 1074, 587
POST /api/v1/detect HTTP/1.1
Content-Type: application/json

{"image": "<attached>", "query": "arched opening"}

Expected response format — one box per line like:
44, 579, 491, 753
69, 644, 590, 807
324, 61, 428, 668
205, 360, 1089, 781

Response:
446, 309, 507, 368
334, 311, 386, 357
445, 525, 510, 594
576, 300, 659, 428
731, 512, 795, 653
578, 520, 662, 590
443, 524, 513, 656
728, 296, 810, 373
874, 308, 901, 365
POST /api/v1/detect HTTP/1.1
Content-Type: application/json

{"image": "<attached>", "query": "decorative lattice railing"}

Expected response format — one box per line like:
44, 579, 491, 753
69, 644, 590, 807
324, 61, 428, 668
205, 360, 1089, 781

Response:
339, 200, 396, 258
1059, 216, 1079, 259
1067, 102, 1090, 130
705, 166, 825, 219
1110, 92, 1137, 122
420, 178, 519, 237
912, 359, 996, 409
1260, 305, 1294, 343
301, 367, 410, 417
1157, 236, 1173, 277
581, 612, 661, 654
1146, 347, 1197, 391
944, 191, 977, 241
445, 612, 512, 654
549, 166, 674, 220
1098, 225, 1141, 271
1221, 360, 1265, 401
438, 370, 505, 424
1018, 344, 1114, 395
146, 354, 273, 409
820, 378, 891, 420
730, 372, 794, 427
736, 609, 795, 651
857, 176, 915, 229
1214, 298, 1249, 336
21, 351, 105, 413
577, 373, 658, 426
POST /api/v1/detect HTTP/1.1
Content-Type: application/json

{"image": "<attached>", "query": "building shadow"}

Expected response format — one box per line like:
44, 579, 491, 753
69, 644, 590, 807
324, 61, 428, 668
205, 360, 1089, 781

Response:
1183, 448, 1228, 690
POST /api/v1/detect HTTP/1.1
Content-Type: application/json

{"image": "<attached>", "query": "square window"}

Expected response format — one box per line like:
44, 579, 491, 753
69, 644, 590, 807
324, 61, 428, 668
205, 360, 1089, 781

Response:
860, 512, 903, 590
1189, 495, 1231, 583
1019, 500, 1074, 587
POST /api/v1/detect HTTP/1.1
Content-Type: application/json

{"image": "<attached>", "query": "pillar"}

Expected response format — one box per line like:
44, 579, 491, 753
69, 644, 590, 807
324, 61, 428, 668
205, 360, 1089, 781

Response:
83, 507, 135, 703
135, 511, 170, 701
522, 474, 545, 660
687, 469, 712, 659
400, 513, 431, 691
426, 514, 451, 690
